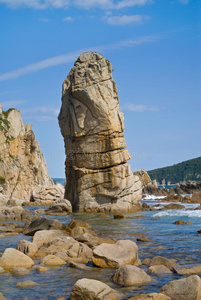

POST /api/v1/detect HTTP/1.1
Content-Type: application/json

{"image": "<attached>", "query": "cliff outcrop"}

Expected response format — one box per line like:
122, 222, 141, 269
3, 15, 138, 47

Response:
0, 104, 53, 200
59, 52, 142, 212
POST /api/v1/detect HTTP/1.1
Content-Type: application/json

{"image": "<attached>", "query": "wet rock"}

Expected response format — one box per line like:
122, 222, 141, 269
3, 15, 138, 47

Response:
114, 213, 125, 219
16, 240, 38, 258
112, 265, 151, 286
0, 248, 34, 270
161, 203, 185, 210
11, 267, 30, 276
40, 255, 66, 266
185, 221, 192, 225
148, 265, 172, 275
68, 220, 91, 230
36, 266, 49, 273
128, 293, 170, 300
92, 239, 138, 268
160, 275, 201, 300
45, 198, 72, 215
149, 256, 178, 270
15, 281, 38, 288
69, 262, 91, 270
33, 229, 69, 246
24, 217, 70, 236
173, 265, 201, 275
137, 236, 150, 242
173, 220, 185, 225
70, 278, 122, 300
166, 194, 183, 202
142, 203, 151, 211
142, 258, 151, 265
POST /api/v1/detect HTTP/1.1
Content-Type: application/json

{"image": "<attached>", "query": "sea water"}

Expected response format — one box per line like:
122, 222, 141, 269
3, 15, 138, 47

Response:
0, 195, 201, 299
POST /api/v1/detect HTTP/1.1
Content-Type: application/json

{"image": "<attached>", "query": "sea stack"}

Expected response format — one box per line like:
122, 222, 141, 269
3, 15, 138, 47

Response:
59, 52, 141, 212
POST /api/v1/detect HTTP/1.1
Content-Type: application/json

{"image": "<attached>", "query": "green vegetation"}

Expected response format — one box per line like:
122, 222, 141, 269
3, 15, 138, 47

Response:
0, 176, 5, 184
0, 107, 15, 143
148, 157, 201, 184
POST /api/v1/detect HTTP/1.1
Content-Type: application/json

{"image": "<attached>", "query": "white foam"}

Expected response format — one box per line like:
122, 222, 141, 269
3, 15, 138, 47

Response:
143, 194, 166, 200
153, 209, 201, 218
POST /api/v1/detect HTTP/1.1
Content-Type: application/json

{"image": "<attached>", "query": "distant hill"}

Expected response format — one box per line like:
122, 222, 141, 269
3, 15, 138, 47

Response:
148, 157, 201, 184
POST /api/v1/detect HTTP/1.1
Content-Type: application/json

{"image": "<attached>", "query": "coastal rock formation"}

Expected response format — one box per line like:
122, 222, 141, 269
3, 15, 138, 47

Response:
0, 105, 53, 200
58, 52, 142, 212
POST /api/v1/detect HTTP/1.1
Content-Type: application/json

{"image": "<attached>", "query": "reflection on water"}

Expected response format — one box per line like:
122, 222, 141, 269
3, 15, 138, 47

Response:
0, 200, 201, 299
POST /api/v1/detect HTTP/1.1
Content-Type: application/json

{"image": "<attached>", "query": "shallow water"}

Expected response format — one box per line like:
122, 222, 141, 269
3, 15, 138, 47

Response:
0, 197, 201, 299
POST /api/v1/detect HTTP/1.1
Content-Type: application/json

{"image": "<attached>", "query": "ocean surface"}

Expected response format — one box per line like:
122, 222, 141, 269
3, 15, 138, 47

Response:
0, 191, 201, 299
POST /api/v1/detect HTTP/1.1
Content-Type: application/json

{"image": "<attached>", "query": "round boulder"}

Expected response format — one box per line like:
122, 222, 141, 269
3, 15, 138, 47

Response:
0, 248, 34, 270
112, 265, 151, 286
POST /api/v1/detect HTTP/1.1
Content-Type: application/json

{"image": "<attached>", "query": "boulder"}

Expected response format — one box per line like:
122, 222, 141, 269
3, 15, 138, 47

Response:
74, 232, 116, 248
149, 256, 178, 270
0, 293, 7, 300
0, 248, 34, 270
40, 255, 66, 266
70, 278, 122, 300
191, 192, 201, 203
160, 275, 201, 300
114, 214, 125, 219
58, 52, 142, 213
31, 184, 64, 203
148, 265, 172, 275
68, 220, 91, 230
129, 293, 170, 300
173, 265, 201, 275
24, 217, 70, 236
92, 239, 138, 268
173, 220, 185, 225
162, 203, 185, 210
16, 240, 38, 257
45, 198, 72, 215
33, 229, 69, 246
178, 181, 201, 194
111, 265, 151, 286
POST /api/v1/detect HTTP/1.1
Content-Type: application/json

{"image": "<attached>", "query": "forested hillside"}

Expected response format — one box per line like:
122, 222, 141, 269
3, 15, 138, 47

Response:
148, 157, 201, 184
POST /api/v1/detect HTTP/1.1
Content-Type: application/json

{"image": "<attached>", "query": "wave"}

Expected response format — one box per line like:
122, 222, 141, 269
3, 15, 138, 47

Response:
153, 209, 201, 218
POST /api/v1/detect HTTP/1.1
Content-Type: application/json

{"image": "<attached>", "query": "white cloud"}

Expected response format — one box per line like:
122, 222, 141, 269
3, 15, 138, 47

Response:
1, 100, 27, 109
103, 14, 146, 26
121, 104, 159, 112
63, 16, 73, 21
21, 106, 60, 122
0, 0, 151, 9
0, 34, 164, 81
39, 18, 52, 22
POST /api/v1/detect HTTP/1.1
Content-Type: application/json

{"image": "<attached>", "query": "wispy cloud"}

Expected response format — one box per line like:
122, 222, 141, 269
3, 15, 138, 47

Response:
103, 14, 148, 26
39, 18, 52, 22
21, 106, 60, 122
0, 0, 151, 10
1, 100, 27, 109
121, 104, 160, 112
0, 34, 164, 82
63, 16, 73, 21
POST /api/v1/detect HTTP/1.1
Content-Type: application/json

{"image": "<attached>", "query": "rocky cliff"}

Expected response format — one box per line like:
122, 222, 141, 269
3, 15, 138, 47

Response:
59, 52, 142, 212
0, 104, 53, 200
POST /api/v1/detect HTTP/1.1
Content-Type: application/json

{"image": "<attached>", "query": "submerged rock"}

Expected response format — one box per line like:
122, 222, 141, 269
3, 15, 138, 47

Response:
70, 278, 122, 300
58, 52, 142, 213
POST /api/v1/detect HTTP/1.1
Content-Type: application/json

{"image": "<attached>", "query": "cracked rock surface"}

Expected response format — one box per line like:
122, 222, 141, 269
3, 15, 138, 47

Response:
59, 52, 142, 212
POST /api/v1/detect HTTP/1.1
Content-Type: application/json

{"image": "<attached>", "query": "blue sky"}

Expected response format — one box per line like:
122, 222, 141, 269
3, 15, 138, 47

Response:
0, 0, 200, 178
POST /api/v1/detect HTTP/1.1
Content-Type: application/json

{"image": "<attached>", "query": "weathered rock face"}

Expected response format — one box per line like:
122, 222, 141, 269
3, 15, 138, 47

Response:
58, 52, 142, 212
0, 106, 53, 200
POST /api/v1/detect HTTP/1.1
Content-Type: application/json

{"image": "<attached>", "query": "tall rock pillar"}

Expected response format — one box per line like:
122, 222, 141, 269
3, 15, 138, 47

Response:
59, 52, 141, 212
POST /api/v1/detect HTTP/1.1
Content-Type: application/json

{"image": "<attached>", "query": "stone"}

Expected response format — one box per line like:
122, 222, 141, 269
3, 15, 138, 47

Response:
162, 203, 185, 210
173, 265, 201, 275
24, 217, 70, 236
128, 293, 170, 300
15, 281, 38, 288
69, 262, 91, 270
185, 221, 192, 224
149, 256, 178, 270
114, 214, 125, 219
68, 220, 91, 229
191, 192, 201, 203
70, 226, 95, 238
137, 236, 150, 242
36, 266, 49, 272
142, 258, 151, 265
0, 267, 5, 274
31, 184, 65, 203
173, 220, 185, 225
160, 275, 201, 300
92, 239, 138, 268
0, 248, 34, 270
74, 232, 116, 248
40, 255, 66, 266
133, 169, 162, 195
178, 181, 201, 194
148, 265, 172, 275
112, 265, 151, 286
0, 107, 53, 201
11, 267, 30, 276
33, 229, 69, 246
70, 278, 122, 300
45, 198, 72, 215
16, 240, 38, 257
0, 293, 7, 300
58, 52, 142, 213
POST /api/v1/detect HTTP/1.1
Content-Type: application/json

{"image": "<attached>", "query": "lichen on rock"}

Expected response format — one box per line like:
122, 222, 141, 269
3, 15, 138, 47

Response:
59, 51, 142, 212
